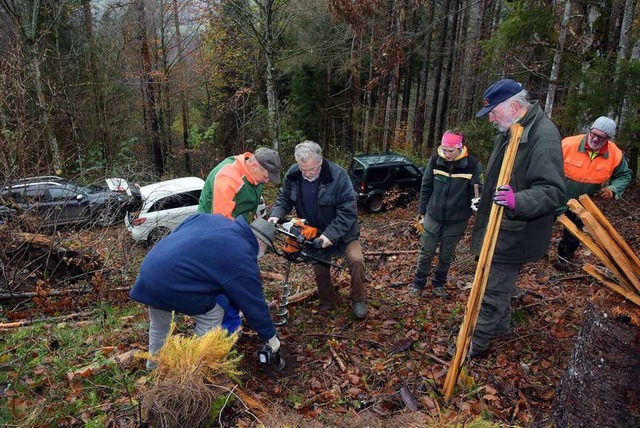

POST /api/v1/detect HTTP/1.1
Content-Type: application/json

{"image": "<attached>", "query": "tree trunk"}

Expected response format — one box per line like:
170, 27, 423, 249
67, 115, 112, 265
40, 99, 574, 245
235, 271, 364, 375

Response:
261, 0, 280, 149
426, 0, 451, 151
412, 3, 435, 154
545, 0, 572, 118
82, 0, 111, 170
172, 0, 192, 174
551, 289, 640, 428
137, 0, 164, 177
437, 0, 460, 136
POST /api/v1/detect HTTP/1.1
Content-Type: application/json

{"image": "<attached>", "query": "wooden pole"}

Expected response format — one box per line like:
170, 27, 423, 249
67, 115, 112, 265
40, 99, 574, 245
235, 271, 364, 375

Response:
577, 194, 640, 279
557, 213, 635, 293
583, 264, 640, 307
443, 123, 524, 399
568, 200, 640, 293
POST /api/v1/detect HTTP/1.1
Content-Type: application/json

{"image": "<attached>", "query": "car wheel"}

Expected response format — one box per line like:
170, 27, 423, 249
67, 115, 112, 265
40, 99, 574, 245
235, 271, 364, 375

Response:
147, 227, 171, 246
94, 208, 117, 227
366, 195, 384, 213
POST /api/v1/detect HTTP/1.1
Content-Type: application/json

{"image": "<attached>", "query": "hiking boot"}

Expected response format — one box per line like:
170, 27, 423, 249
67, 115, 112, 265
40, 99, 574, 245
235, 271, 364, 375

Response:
318, 301, 336, 312
408, 286, 424, 297
432, 286, 449, 299
512, 287, 525, 300
467, 341, 488, 360
352, 299, 368, 320
447, 341, 488, 360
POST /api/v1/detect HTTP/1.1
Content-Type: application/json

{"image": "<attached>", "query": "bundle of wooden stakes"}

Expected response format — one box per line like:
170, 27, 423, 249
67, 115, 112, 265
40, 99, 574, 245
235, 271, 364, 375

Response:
557, 194, 640, 308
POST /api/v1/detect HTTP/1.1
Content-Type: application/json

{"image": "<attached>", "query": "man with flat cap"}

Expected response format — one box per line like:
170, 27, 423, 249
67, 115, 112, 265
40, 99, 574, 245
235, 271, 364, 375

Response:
555, 116, 632, 270
469, 79, 566, 358
198, 147, 282, 222
130, 214, 280, 370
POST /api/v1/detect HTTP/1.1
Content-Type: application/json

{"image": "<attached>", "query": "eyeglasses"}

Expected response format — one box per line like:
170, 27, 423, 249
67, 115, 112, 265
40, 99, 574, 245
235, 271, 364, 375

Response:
589, 131, 608, 141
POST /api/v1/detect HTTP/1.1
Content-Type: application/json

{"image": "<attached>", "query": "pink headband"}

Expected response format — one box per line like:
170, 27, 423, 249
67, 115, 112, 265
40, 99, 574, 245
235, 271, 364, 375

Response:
441, 132, 463, 149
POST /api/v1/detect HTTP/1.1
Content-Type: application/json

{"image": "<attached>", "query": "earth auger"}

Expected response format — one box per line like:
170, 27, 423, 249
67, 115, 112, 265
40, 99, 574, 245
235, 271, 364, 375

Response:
272, 218, 343, 327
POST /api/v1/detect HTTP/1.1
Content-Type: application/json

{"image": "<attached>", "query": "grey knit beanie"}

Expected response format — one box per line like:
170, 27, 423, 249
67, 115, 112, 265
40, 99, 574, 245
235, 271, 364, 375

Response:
590, 116, 616, 139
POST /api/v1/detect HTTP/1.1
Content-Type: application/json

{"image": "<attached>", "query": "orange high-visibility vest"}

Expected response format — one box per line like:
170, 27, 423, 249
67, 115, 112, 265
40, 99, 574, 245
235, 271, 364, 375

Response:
562, 134, 623, 184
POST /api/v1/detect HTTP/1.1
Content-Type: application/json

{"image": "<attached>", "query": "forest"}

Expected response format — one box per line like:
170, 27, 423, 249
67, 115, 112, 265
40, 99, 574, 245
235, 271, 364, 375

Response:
2, 0, 640, 181
2, 0, 640, 427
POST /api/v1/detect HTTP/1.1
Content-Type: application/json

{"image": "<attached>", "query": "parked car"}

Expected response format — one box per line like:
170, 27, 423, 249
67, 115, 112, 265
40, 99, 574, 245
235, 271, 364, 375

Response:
0, 176, 131, 228
347, 153, 423, 213
0, 206, 16, 225
125, 176, 268, 246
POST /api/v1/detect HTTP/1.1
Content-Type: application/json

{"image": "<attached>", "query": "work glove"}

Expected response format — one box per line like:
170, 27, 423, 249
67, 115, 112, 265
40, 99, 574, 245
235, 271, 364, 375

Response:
267, 335, 280, 353
492, 184, 516, 210
415, 214, 425, 234
317, 234, 334, 248
470, 197, 480, 212
267, 216, 279, 224
598, 187, 614, 200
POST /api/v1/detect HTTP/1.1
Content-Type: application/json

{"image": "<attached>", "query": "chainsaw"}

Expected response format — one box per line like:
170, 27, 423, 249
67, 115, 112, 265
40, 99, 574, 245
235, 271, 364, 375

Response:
271, 218, 342, 326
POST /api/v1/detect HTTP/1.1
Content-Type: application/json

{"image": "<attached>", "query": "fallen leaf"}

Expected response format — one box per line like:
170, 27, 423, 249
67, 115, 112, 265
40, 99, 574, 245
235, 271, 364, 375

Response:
348, 387, 362, 396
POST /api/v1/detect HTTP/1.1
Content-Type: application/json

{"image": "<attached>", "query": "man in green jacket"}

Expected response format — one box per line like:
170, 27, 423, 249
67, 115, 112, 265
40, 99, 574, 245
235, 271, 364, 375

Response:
198, 148, 281, 222
470, 79, 566, 358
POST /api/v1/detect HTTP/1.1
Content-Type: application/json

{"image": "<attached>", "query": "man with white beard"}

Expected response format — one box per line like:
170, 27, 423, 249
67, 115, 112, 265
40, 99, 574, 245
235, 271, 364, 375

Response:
468, 79, 566, 358
129, 214, 279, 370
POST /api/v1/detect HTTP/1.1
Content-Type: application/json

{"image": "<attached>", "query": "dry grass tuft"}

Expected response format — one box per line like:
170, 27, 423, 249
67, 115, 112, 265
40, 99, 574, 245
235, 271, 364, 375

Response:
139, 324, 243, 427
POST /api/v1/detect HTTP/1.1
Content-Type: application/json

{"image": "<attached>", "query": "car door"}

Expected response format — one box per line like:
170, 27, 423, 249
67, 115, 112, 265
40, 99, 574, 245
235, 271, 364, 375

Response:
45, 186, 90, 225
392, 165, 423, 191
153, 190, 201, 230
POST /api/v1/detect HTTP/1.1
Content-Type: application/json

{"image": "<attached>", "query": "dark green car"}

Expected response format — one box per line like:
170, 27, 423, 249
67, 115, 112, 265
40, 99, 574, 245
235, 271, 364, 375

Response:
347, 153, 423, 213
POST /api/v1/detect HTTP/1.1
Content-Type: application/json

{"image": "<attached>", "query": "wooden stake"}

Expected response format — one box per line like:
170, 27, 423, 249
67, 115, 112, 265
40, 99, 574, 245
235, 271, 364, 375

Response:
557, 214, 634, 293
443, 123, 524, 400
568, 200, 640, 293
583, 263, 640, 307
578, 194, 640, 279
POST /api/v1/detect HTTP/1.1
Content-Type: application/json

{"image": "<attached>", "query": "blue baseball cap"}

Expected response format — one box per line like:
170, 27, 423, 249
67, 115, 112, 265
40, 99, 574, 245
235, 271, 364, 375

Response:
476, 79, 523, 118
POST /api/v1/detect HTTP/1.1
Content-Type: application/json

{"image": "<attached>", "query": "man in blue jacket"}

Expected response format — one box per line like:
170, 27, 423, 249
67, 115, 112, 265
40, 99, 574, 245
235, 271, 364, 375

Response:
268, 141, 368, 319
130, 214, 279, 370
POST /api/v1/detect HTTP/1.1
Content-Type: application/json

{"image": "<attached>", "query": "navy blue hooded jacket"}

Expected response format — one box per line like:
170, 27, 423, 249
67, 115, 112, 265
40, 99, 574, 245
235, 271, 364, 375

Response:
129, 213, 276, 341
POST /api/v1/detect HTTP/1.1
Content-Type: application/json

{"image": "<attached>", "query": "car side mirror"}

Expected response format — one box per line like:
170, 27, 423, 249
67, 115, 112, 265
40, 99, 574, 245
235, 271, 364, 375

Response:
76, 194, 85, 201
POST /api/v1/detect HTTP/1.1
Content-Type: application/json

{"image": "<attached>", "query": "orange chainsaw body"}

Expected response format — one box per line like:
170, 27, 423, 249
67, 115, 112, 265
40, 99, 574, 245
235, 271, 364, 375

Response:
282, 218, 318, 254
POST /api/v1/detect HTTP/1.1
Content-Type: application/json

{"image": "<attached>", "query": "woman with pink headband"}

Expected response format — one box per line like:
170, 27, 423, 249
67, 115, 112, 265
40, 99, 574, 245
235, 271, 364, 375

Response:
409, 129, 483, 299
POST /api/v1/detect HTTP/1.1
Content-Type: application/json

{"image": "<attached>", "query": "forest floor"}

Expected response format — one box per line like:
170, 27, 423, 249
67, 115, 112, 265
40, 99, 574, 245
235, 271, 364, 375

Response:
1, 186, 639, 427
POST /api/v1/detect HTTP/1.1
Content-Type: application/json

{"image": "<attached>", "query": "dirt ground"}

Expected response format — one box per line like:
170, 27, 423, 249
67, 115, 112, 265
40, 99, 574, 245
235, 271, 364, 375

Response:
2, 185, 639, 427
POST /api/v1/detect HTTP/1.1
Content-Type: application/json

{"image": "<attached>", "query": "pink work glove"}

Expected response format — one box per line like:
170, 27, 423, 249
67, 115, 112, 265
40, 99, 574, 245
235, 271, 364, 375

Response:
492, 184, 516, 210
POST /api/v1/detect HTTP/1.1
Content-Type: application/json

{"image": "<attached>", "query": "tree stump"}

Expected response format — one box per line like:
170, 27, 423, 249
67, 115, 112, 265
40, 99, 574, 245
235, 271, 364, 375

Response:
552, 289, 640, 428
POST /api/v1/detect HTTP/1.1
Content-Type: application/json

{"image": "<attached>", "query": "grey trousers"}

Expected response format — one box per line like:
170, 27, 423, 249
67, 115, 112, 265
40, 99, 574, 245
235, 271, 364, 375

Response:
147, 304, 225, 370
471, 262, 522, 353
413, 215, 468, 289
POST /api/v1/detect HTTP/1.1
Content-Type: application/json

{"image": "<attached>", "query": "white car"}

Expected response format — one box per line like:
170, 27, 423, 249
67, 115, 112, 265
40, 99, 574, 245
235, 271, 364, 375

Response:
125, 176, 267, 245
125, 177, 205, 245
